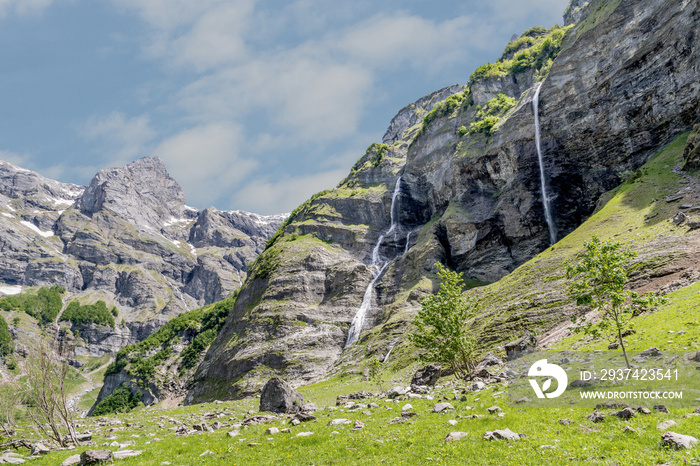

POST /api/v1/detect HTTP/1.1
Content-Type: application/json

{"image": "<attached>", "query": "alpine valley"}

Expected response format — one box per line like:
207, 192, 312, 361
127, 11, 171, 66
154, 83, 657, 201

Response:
1, 0, 700, 464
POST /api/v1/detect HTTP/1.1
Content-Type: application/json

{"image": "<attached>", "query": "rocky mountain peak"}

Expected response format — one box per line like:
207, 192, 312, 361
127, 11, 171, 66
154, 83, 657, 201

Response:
77, 156, 186, 231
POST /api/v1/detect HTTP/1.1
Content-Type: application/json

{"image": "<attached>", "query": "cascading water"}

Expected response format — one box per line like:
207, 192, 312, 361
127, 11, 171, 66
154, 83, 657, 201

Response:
533, 82, 557, 245
345, 176, 403, 347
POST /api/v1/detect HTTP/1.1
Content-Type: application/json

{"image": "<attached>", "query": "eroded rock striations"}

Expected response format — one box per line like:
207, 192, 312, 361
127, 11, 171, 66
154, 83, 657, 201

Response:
188, 0, 700, 402
0, 157, 284, 353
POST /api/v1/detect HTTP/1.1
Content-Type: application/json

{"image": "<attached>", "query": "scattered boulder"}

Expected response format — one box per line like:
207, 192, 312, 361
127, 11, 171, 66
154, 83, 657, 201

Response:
472, 382, 486, 391
329, 419, 352, 426
673, 212, 687, 225
294, 412, 317, 423
445, 432, 468, 442
227, 431, 240, 438
614, 408, 636, 420
243, 415, 277, 426
433, 403, 455, 413
477, 352, 503, 369
587, 411, 605, 423
559, 419, 573, 425
260, 377, 304, 414
296, 432, 314, 437
657, 420, 677, 431
622, 426, 638, 434
301, 403, 318, 413
654, 405, 670, 413
61, 455, 81, 466
192, 422, 213, 433
487, 406, 502, 414
402, 404, 413, 411
638, 347, 662, 357
483, 428, 522, 441
411, 364, 441, 386
388, 386, 410, 398
265, 427, 280, 435
504, 332, 537, 360
79, 450, 113, 465
468, 367, 493, 380
352, 420, 365, 431
30, 443, 51, 456
661, 431, 698, 450
112, 451, 142, 460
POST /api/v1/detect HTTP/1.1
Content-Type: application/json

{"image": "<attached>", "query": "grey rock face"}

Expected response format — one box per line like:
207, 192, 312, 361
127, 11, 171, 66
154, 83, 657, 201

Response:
77, 157, 185, 231
470, 69, 535, 106
190, 0, 700, 402
382, 85, 465, 146
0, 157, 284, 356
259, 378, 304, 414
563, 0, 590, 25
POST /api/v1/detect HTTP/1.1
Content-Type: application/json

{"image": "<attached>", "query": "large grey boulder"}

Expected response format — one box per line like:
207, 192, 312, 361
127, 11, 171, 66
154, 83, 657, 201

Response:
661, 431, 698, 450
79, 450, 113, 464
411, 364, 441, 386
259, 377, 304, 414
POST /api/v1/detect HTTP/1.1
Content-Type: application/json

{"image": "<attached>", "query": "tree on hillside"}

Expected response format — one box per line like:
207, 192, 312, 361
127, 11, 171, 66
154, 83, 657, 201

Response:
566, 236, 666, 368
410, 263, 483, 380
21, 336, 80, 447
0, 316, 11, 357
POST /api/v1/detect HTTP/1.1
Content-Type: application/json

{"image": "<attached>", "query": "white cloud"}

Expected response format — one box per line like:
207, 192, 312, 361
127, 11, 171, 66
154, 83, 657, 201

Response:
81, 112, 156, 164
153, 122, 257, 207
113, 0, 254, 71
231, 167, 348, 215
338, 13, 475, 69
0, 0, 54, 18
0, 149, 32, 168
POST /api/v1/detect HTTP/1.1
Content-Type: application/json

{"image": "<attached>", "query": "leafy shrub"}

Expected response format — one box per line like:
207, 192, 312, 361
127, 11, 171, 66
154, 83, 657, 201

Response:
468, 94, 517, 136
106, 294, 237, 380
0, 286, 65, 326
457, 126, 468, 138
416, 91, 469, 138
409, 263, 484, 380
61, 300, 115, 328
90, 383, 141, 417
470, 25, 571, 84
0, 316, 11, 357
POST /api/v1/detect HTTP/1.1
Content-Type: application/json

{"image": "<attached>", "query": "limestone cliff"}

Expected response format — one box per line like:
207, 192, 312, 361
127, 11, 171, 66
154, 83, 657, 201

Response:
0, 157, 284, 353
189, 0, 700, 402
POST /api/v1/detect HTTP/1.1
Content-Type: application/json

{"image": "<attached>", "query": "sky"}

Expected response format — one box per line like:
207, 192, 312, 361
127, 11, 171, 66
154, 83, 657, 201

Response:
0, 0, 569, 215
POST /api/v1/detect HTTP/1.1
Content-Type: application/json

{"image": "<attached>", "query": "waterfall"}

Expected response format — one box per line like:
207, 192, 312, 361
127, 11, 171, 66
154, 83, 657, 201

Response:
345, 176, 402, 347
404, 231, 411, 255
383, 345, 395, 363
533, 83, 557, 244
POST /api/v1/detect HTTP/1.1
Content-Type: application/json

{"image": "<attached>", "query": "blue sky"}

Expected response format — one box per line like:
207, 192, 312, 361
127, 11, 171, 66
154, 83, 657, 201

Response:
0, 0, 569, 214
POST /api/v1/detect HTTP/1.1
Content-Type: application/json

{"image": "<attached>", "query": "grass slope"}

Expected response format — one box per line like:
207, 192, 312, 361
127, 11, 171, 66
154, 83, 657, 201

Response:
13, 133, 700, 466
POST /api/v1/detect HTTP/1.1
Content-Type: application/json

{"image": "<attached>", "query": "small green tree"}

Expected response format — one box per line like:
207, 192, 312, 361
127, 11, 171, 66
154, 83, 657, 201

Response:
566, 236, 666, 368
0, 316, 12, 357
367, 357, 385, 392
409, 263, 482, 380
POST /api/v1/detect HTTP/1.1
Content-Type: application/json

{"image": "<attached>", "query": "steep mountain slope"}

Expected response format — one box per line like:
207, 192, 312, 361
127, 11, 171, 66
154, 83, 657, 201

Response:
0, 157, 284, 352
189, 0, 700, 402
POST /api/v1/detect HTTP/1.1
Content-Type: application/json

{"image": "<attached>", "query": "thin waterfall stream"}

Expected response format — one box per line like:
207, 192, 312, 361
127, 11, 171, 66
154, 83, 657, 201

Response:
345, 176, 404, 347
533, 82, 557, 244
